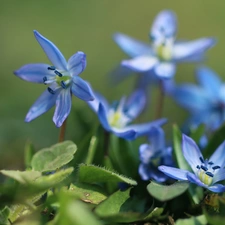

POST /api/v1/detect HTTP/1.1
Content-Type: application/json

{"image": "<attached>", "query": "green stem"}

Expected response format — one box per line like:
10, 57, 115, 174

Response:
154, 79, 165, 119
103, 130, 110, 157
58, 118, 67, 142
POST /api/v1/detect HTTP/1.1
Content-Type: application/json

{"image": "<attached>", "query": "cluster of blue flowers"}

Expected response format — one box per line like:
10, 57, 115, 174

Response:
14, 10, 225, 193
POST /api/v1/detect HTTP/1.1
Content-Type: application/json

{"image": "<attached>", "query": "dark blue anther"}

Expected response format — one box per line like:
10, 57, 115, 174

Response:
61, 81, 66, 89
150, 35, 155, 41
212, 165, 220, 170
206, 172, 214, 177
196, 165, 200, 169
54, 70, 63, 77
201, 165, 208, 171
199, 157, 204, 163
47, 66, 56, 70
208, 161, 214, 165
47, 87, 55, 94
43, 76, 47, 83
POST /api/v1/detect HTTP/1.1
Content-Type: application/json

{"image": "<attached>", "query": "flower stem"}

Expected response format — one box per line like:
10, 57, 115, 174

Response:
154, 79, 165, 119
103, 130, 110, 157
58, 118, 67, 142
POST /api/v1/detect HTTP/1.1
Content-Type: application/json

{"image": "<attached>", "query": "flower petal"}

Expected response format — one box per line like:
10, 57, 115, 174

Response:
25, 88, 59, 122
127, 118, 167, 138
150, 10, 177, 41
139, 144, 153, 164
196, 67, 221, 99
158, 166, 188, 181
186, 172, 207, 188
182, 134, 203, 174
172, 84, 210, 112
34, 30, 67, 71
53, 89, 71, 127
98, 103, 111, 131
14, 63, 53, 83
111, 127, 136, 140
122, 56, 158, 72
207, 184, 225, 193
71, 76, 94, 101
124, 89, 146, 120
213, 168, 225, 184
67, 51, 87, 77
88, 92, 109, 113
209, 140, 225, 168
154, 62, 176, 78
148, 126, 165, 150
173, 38, 216, 62
113, 32, 153, 57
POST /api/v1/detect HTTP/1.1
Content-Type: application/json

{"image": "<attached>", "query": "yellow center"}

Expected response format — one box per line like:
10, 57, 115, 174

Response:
198, 170, 213, 186
156, 44, 173, 61
108, 111, 123, 128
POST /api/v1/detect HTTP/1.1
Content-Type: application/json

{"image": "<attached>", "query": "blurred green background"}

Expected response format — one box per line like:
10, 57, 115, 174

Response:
1, 0, 225, 169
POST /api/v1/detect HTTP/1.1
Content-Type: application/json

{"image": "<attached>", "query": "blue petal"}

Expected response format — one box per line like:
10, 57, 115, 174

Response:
25, 88, 59, 122
148, 126, 165, 150
110, 127, 136, 140
154, 62, 176, 78
71, 76, 95, 101
124, 89, 146, 120
158, 166, 188, 181
127, 118, 167, 138
207, 184, 225, 193
113, 32, 153, 57
139, 144, 153, 164
34, 30, 67, 71
98, 103, 111, 131
88, 92, 109, 113
182, 134, 203, 174
150, 10, 177, 41
172, 84, 210, 112
186, 172, 207, 188
173, 38, 216, 62
122, 56, 158, 72
209, 140, 225, 168
53, 89, 71, 127
67, 51, 87, 77
14, 63, 53, 83
213, 168, 225, 184
196, 66, 221, 99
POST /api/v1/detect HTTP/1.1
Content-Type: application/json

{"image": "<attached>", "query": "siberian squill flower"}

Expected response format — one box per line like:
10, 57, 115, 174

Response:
172, 66, 225, 131
88, 89, 166, 140
159, 134, 225, 193
113, 10, 215, 79
139, 126, 173, 182
14, 30, 94, 127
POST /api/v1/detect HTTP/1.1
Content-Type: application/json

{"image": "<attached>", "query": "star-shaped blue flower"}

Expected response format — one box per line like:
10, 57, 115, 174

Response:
139, 126, 174, 182
14, 30, 94, 127
172, 66, 225, 131
159, 134, 225, 193
88, 89, 166, 140
113, 10, 215, 79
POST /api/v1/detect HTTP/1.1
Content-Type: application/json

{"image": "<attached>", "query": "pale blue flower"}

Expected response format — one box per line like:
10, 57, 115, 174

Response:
88, 89, 166, 140
159, 134, 225, 193
113, 10, 215, 79
139, 126, 174, 182
14, 30, 94, 127
172, 66, 225, 131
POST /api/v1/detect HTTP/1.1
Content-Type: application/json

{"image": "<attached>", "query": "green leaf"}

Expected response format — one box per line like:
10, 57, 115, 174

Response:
147, 181, 189, 201
78, 164, 137, 185
204, 123, 225, 158
94, 188, 142, 223
68, 182, 107, 205
85, 136, 98, 164
143, 207, 164, 221
24, 141, 35, 169
0, 206, 10, 225
31, 141, 77, 172
175, 215, 207, 225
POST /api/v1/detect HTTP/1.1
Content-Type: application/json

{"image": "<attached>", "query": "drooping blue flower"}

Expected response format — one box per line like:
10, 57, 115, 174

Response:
159, 134, 225, 193
139, 126, 174, 182
14, 30, 94, 127
88, 89, 167, 140
113, 10, 215, 80
172, 66, 225, 131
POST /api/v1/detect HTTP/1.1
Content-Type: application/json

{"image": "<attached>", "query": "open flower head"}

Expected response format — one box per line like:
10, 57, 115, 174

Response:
159, 134, 225, 193
88, 89, 167, 140
14, 30, 94, 127
172, 66, 225, 131
113, 10, 215, 79
139, 126, 174, 182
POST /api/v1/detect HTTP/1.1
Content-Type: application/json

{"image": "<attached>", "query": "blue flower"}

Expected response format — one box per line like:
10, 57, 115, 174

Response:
113, 10, 215, 79
139, 126, 174, 182
172, 66, 225, 131
88, 89, 166, 140
159, 134, 225, 193
14, 30, 94, 127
